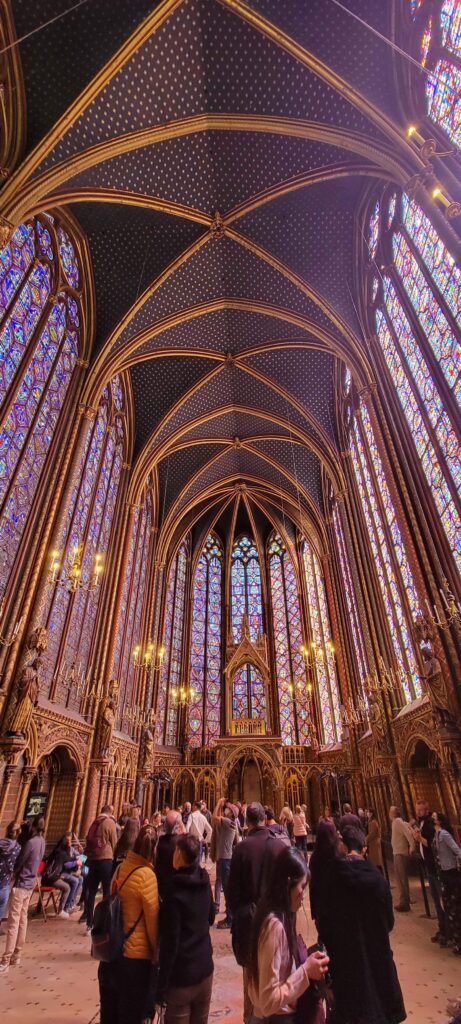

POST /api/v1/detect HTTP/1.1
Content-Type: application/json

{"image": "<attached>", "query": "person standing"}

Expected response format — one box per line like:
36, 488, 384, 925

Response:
85, 804, 117, 931
200, 802, 212, 863
389, 806, 415, 912
112, 818, 140, 875
0, 815, 45, 974
227, 802, 282, 1023
248, 846, 329, 1023
0, 823, 21, 933
317, 826, 406, 1024
155, 811, 185, 900
293, 804, 308, 861
413, 800, 446, 944
432, 812, 461, 956
365, 810, 384, 873
339, 802, 363, 833
211, 799, 237, 929
187, 802, 212, 864
156, 834, 215, 1023
280, 805, 294, 844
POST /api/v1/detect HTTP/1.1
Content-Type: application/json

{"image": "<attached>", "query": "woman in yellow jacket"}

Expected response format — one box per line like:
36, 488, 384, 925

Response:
115, 826, 159, 1024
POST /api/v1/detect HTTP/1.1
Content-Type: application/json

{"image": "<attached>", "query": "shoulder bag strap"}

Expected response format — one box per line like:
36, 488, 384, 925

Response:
117, 865, 147, 941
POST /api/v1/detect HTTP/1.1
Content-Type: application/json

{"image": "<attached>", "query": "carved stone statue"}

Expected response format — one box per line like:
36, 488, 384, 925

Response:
27, 626, 48, 656
368, 690, 386, 751
141, 725, 154, 769
7, 657, 42, 737
97, 679, 119, 758
420, 645, 455, 729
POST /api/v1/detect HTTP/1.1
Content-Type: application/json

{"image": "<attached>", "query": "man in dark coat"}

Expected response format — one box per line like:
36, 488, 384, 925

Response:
227, 801, 282, 1024
339, 802, 363, 834
155, 810, 183, 899
318, 827, 406, 1024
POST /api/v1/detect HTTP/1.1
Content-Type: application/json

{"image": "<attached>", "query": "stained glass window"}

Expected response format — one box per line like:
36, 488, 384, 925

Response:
368, 201, 380, 259
231, 535, 263, 641
39, 382, 126, 705
369, 192, 461, 573
422, 1, 461, 149
332, 503, 369, 692
156, 541, 188, 746
113, 486, 153, 734
0, 217, 82, 603
350, 402, 421, 702
188, 533, 222, 747
268, 534, 311, 746
232, 664, 266, 720
302, 541, 341, 745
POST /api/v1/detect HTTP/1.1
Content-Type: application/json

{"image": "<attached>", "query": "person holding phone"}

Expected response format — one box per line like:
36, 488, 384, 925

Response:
247, 846, 329, 1023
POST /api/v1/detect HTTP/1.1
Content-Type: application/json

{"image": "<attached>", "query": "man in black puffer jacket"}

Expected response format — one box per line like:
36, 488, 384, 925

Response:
156, 834, 215, 1022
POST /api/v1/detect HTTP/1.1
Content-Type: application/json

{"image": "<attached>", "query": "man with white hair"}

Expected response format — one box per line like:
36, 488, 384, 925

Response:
155, 810, 185, 899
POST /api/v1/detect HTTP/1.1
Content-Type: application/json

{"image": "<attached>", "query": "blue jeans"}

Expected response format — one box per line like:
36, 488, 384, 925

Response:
214, 858, 232, 922
62, 873, 83, 911
0, 884, 10, 921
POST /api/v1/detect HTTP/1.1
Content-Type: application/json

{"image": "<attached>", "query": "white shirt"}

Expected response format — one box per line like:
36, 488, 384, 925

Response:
187, 810, 212, 843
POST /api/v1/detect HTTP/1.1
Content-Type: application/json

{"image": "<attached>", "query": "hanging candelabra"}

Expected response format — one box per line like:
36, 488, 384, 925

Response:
0, 597, 23, 647
424, 578, 461, 631
133, 642, 165, 672
170, 684, 195, 706
48, 544, 103, 594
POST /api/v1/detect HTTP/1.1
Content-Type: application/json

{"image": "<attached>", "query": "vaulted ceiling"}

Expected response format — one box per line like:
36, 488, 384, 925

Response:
6, 0, 422, 552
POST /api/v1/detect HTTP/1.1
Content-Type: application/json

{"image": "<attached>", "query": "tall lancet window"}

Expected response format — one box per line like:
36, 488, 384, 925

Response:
40, 377, 126, 703
188, 533, 223, 748
0, 217, 81, 601
112, 482, 153, 734
302, 541, 341, 746
332, 502, 369, 696
232, 664, 266, 721
268, 533, 311, 747
369, 194, 461, 572
415, 0, 461, 150
155, 541, 188, 746
350, 401, 422, 703
231, 535, 263, 642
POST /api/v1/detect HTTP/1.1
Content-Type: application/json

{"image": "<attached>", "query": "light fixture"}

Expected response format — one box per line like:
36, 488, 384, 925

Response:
133, 642, 165, 671
48, 544, 102, 593
424, 578, 461, 631
170, 684, 195, 706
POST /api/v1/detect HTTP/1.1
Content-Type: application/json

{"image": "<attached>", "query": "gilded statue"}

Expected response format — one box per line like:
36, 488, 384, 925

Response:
420, 645, 455, 729
96, 679, 119, 758
7, 657, 42, 737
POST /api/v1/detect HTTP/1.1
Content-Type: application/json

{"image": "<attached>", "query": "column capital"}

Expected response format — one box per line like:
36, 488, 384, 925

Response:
78, 403, 98, 421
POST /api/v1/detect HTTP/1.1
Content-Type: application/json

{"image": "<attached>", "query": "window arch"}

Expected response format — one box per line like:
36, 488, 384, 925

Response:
268, 533, 311, 747
416, 0, 461, 149
368, 193, 461, 572
0, 216, 82, 601
188, 533, 223, 748
332, 501, 369, 696
39, 377, 126, 705
155, 540, 188, 746
232, 663, 266, 720
350, 400, 422, 703
302, 540, 341, 746
112, 481, 154, 735
231, 535, 263, 642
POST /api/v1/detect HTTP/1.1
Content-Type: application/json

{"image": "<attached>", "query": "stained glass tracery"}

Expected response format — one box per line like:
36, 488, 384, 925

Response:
369, 192, 461, 573
302, 541, 341, 745
0, 218, 82, 603
188, 533, 222, 747
421, 0, 461, 148
332, 503, 369, 692
156, 542, 188, 746
268, 533, 311, 746
231, 535, 263, 641
232, 663, 266, 720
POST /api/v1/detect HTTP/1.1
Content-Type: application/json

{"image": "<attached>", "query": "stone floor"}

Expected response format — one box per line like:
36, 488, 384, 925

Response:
0, 868, 459, 1024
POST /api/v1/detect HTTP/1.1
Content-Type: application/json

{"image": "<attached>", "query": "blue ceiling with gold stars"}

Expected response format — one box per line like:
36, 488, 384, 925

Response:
8, 0, 408, 535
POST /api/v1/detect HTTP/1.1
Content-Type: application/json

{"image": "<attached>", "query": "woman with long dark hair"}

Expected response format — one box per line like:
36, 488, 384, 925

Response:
309, 820, 342, 927
432, 811, 461, 956
112, 817, 139, 874
248, 846, 329, 1022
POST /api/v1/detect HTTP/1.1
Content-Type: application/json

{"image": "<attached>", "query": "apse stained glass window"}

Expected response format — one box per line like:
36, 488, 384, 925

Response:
39, 382, 125, 704
421, 0, 461, 149
0, 218, 81, 603
268, 534, 311, 746
369, 193, 461, 573
156, 542, 188, 746
231, 535, 263, 641
188, 534, 222, 748
302, 541, 341, 745
350, 403, 421, 702
232, 664, 266, 720
332, 503, 369, 692
113, 487, 153, 734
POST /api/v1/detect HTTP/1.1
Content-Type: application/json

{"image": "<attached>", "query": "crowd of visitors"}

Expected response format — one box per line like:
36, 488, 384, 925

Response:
0, 794, 459, 1022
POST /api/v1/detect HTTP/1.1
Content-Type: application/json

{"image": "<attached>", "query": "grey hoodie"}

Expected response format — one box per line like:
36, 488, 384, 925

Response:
0, 838, 21, 890
14, 834, 45, 889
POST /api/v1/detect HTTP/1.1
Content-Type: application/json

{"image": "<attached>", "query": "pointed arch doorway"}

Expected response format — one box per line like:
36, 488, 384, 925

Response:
228, 753, 276, 807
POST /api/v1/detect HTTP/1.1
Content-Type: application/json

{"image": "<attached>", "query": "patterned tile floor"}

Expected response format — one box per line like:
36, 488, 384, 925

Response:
0, 869, 459, 1024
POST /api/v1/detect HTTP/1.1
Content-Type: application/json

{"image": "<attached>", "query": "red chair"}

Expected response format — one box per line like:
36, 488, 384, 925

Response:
30, 860, 59, 921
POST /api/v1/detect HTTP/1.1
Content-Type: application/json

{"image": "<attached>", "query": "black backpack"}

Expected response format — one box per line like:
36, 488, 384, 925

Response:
91, 865, 143, 963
